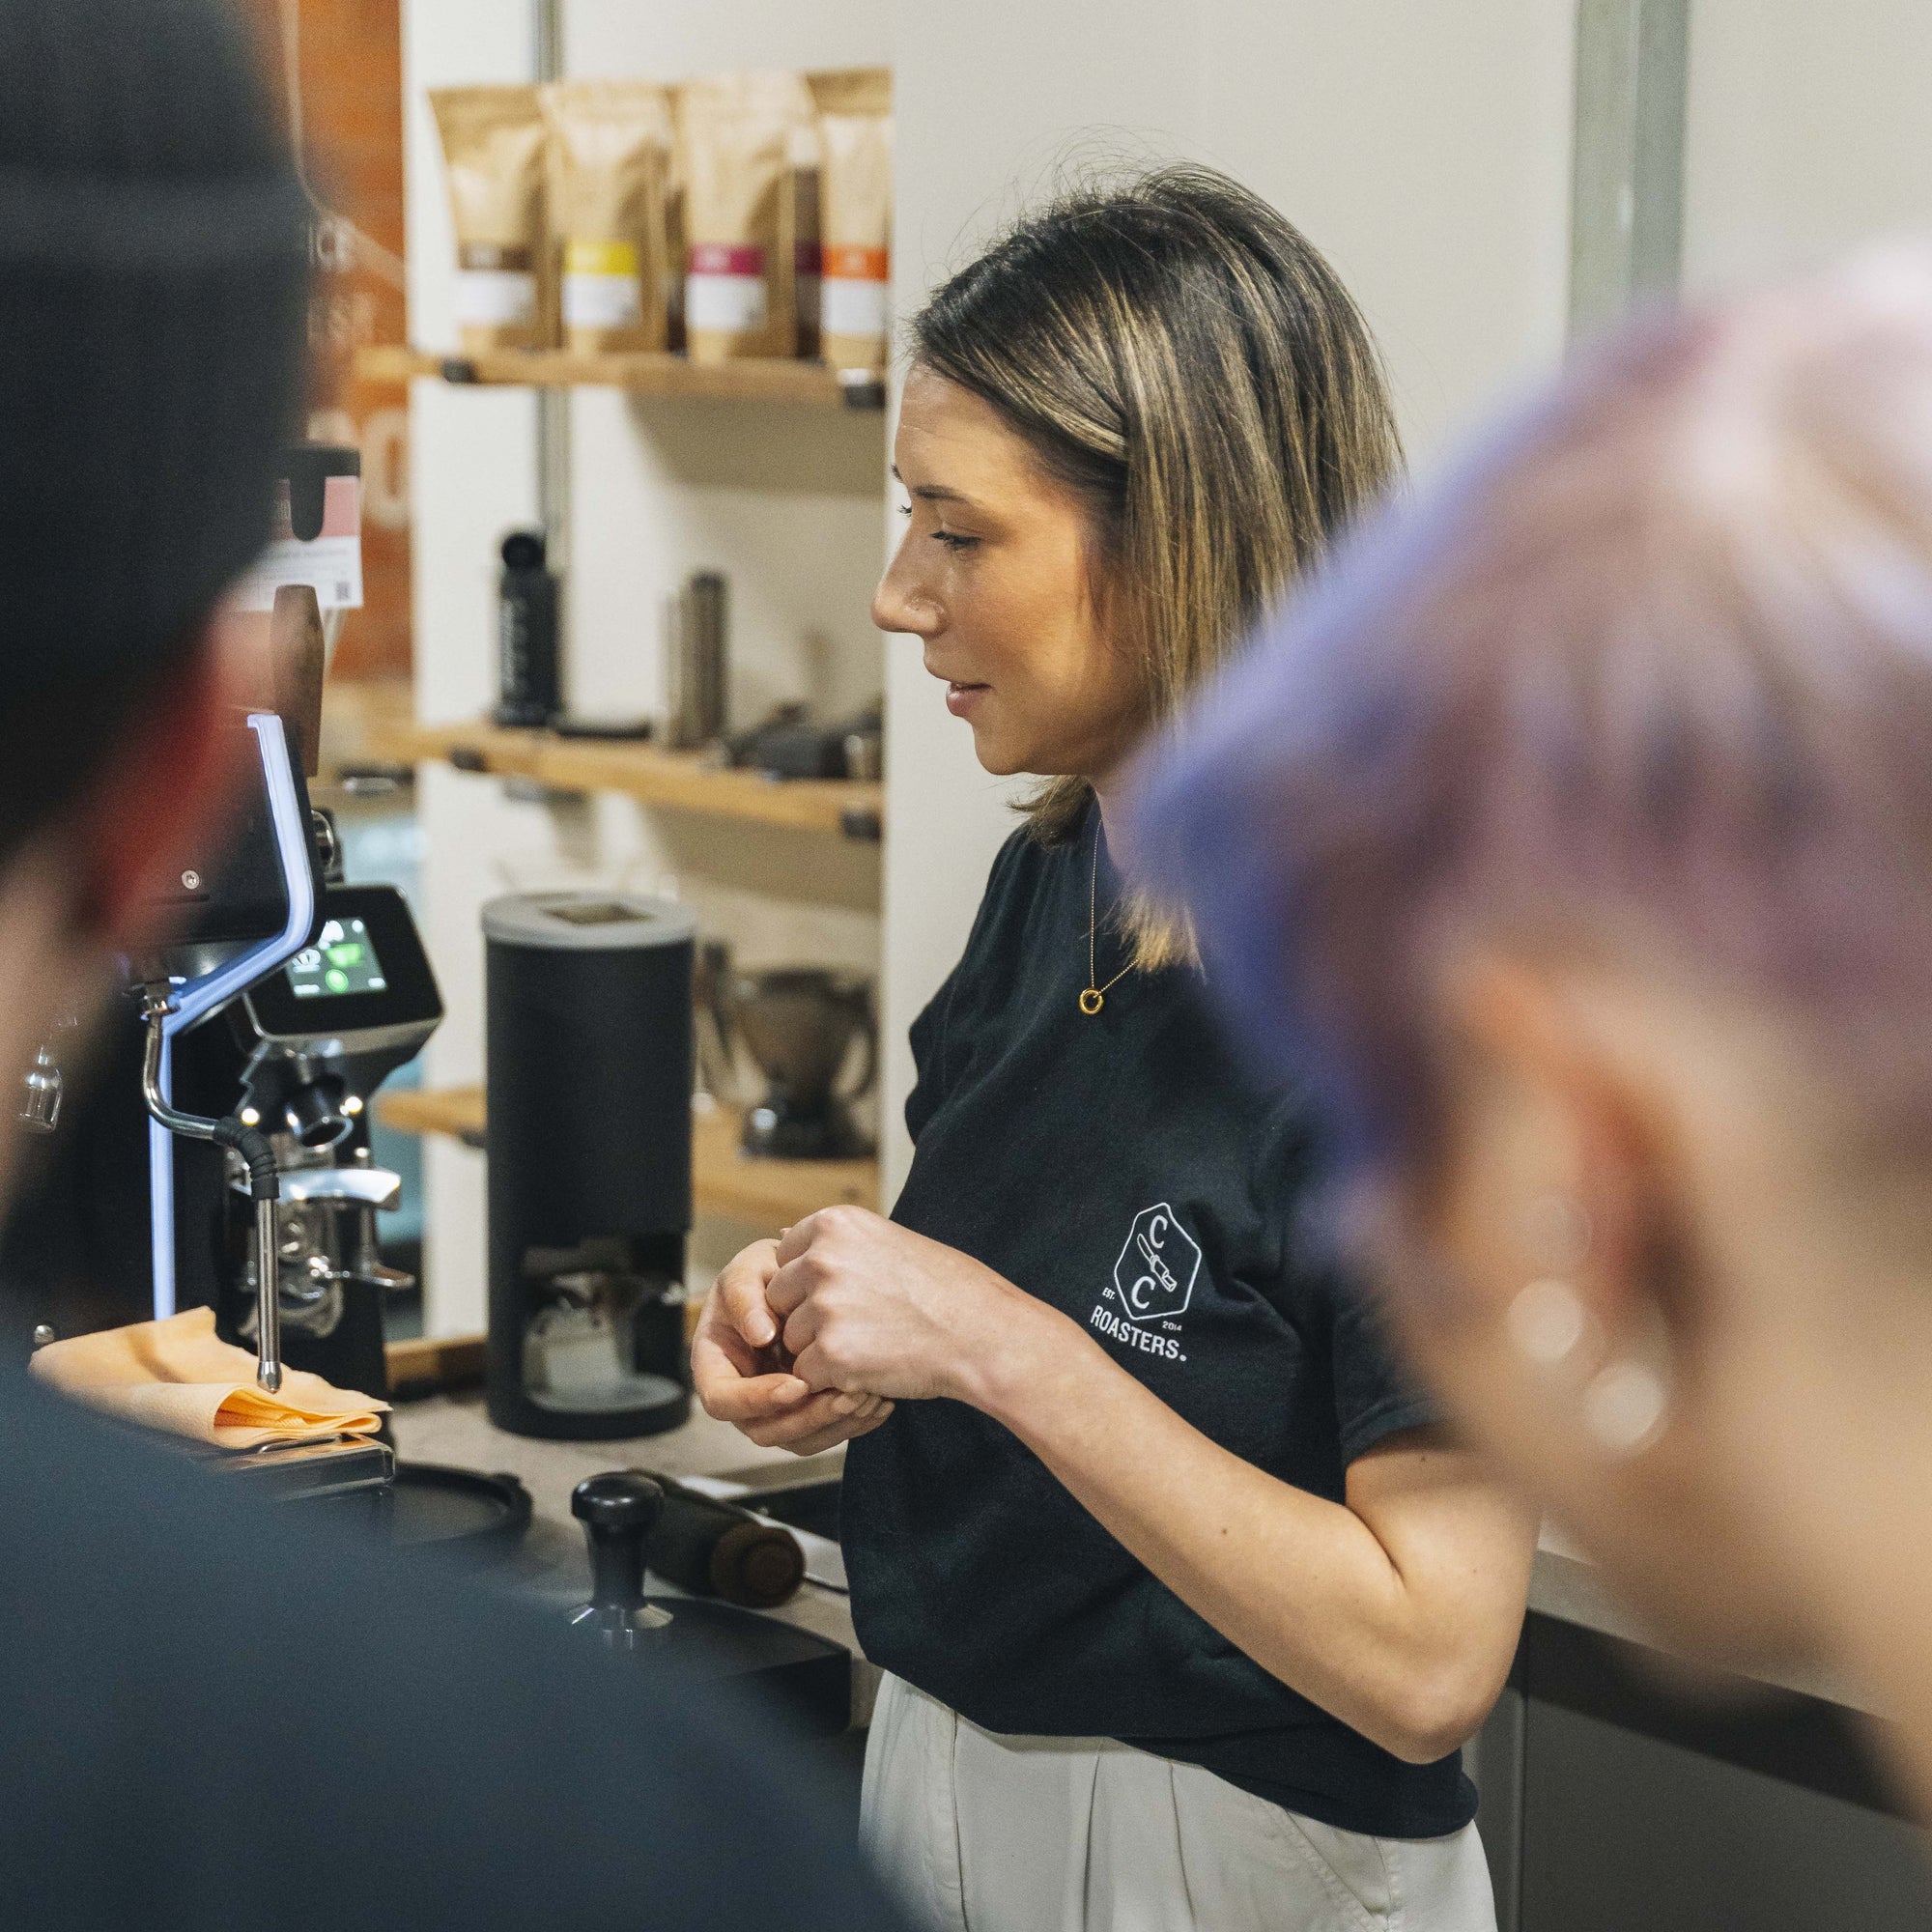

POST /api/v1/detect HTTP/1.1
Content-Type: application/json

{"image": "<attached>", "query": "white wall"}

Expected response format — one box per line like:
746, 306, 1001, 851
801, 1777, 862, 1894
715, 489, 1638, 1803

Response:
1682, 0, 1932, 292
404, 0, 535, 1332
880, 0, 1577, 1191
408, 0, 1932, 1274
405, 0, 891, 1333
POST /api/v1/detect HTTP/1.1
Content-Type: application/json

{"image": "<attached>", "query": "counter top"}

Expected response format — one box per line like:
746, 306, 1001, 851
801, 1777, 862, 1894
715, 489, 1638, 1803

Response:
1527, 1520, 1873, 1717
390, 1392, 873, 1719
392, 1391, 1871, 1724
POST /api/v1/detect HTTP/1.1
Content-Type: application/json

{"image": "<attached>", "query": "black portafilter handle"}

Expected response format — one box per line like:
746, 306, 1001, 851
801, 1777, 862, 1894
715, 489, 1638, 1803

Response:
571, 1472, 666, 1637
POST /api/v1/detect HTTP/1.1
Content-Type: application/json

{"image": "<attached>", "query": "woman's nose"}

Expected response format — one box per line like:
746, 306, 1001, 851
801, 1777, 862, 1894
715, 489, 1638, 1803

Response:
872, 547, 941, 639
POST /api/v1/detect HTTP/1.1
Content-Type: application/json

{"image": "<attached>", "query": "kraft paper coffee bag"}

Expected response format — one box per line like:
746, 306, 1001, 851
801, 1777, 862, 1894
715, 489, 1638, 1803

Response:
541, 79, 676, 354
430, 86, 553, 353
810, 69, 892, 372
679, 71, 815, 363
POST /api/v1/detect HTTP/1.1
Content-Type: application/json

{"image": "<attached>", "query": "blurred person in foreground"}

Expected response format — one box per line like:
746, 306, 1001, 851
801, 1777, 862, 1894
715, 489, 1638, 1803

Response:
1127, 245, 1932, 1815
0, 4, 901, 1928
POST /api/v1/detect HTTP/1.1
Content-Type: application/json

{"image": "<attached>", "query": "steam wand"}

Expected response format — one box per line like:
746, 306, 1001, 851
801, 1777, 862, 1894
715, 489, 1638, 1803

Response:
137, 986, 286, 1393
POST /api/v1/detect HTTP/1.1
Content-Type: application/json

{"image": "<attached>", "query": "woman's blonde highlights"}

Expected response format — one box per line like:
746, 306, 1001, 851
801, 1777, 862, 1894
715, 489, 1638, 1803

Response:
911, 167, 1402, 968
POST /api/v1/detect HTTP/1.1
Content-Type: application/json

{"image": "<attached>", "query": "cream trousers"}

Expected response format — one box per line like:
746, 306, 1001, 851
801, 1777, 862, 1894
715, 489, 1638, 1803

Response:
861, 1673, 1498, 1932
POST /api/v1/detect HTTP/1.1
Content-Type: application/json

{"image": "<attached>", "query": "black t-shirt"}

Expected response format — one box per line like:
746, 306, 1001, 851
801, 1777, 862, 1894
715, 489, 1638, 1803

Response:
842, 810, 1474, 1839
0, 1370, 904, 1932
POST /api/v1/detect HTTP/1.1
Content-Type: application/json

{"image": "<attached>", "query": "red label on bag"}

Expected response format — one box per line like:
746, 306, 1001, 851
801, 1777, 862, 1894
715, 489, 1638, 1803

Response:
689, 242, 765, 277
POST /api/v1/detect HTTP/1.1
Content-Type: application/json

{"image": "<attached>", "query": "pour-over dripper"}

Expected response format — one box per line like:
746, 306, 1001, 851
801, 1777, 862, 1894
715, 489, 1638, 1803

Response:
726, 968, 875, 1159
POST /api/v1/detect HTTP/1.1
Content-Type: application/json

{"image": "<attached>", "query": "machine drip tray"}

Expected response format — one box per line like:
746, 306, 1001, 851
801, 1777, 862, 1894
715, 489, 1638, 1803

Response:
526, 1370, 685, 1414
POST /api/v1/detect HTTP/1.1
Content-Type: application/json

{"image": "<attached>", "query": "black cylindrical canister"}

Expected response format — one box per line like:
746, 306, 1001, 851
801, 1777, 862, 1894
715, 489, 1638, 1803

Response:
641, 1478, 806, 1608
495, 528, 559, 727
484, 893, 695, 1439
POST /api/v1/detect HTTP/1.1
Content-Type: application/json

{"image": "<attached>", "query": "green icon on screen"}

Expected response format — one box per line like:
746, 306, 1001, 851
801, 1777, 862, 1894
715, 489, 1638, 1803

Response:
327, 943, 363, 968
325, 968, 350, 992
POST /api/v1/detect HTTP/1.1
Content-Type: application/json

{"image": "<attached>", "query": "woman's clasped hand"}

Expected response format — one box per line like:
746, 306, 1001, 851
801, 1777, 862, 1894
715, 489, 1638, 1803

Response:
692, 1209, 1056, 1444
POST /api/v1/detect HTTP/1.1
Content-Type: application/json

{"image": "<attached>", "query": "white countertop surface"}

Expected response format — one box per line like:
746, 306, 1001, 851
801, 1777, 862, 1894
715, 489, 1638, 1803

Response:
1526, 1520, 1874, 1716
392, 1390, 1872, 1722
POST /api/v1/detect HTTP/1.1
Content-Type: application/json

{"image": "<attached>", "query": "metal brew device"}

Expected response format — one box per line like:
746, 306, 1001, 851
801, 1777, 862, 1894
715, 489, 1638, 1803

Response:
10, 451, 440, 1498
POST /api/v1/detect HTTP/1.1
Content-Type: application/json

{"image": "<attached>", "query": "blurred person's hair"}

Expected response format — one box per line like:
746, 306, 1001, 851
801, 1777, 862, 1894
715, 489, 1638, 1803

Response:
0, 0, 307, 873
1128, 246, 1932, 1172
911, 165, 1402, 968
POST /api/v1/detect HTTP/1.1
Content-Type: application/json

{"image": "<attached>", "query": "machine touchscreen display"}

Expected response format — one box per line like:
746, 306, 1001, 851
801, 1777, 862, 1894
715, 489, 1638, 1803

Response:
288, 917, 387, 999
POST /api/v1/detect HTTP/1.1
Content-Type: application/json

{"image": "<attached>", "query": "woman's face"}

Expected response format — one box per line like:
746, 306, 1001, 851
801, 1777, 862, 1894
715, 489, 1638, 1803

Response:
873, 365, 1146, 782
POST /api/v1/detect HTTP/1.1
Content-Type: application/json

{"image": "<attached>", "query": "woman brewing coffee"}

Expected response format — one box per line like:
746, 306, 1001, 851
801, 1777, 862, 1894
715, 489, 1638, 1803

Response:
692, 169, 1534, 1932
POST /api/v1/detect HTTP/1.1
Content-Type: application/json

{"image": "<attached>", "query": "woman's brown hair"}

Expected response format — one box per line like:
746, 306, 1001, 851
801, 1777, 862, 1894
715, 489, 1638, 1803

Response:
910, 165, 1402, 966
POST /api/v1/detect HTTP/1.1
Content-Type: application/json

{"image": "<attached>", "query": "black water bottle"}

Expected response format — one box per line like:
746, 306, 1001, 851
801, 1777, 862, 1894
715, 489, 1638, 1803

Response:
495, 528, 559, 727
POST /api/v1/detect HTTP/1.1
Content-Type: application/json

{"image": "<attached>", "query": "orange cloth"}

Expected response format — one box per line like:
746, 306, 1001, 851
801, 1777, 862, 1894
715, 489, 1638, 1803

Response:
29, 1306, 386, 1449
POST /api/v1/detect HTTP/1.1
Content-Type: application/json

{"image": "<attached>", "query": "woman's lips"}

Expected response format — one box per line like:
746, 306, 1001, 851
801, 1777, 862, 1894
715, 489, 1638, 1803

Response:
944, 681, 989, 719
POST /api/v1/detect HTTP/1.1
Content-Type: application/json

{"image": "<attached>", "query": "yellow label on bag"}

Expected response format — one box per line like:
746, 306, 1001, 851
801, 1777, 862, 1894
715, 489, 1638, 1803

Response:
564, 239, 639, 278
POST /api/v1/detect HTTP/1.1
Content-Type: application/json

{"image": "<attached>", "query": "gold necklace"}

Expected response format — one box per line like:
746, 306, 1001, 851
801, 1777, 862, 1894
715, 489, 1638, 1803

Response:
1080, 823, 1134, 1015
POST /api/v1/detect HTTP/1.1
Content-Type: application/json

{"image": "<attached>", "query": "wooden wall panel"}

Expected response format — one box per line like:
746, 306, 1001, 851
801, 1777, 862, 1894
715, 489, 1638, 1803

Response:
242, 0, 412, 683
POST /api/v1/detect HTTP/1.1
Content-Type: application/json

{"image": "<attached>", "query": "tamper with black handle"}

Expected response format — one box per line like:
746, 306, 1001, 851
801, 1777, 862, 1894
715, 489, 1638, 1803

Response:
569, 1471, 671, 1651
566, 1471, 852, 1736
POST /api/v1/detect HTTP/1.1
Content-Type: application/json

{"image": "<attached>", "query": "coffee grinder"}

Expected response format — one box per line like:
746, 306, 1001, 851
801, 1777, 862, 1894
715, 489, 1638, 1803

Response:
483, 893, 696, 1440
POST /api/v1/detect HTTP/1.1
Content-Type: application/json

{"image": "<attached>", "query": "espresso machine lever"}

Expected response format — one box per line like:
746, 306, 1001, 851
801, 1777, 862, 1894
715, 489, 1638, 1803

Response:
137, 984, 287, 1394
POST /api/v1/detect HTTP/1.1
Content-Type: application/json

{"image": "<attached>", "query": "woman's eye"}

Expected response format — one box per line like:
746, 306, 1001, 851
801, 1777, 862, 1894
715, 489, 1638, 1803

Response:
895, 498, 912, 518
933, 530, 979, 553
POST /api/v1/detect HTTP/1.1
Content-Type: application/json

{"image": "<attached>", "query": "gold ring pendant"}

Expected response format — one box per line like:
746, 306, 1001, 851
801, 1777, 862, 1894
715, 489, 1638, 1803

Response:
1079, 988, 1105, 1015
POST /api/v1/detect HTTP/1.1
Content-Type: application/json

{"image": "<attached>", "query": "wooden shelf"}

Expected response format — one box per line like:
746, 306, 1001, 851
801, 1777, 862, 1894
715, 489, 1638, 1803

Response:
379, 1084, 487, 1145
355, 344, 884, 409
368, 717, 882, 841
384, 1331, 485, 1395
378, 1086, 879, 1231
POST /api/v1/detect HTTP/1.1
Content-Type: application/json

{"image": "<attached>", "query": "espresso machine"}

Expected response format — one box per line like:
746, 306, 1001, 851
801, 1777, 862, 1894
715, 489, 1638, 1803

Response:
5, 453, 440, 1497
208, 877, 441, 1398
7, 679, 440, 1409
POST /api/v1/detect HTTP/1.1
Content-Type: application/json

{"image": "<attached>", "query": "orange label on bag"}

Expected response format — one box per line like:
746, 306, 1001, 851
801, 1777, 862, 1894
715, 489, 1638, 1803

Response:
824, 244, 889, 282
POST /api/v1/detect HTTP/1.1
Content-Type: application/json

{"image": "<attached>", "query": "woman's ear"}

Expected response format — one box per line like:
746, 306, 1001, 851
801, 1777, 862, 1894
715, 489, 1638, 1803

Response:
1418, 947, 1694, 1456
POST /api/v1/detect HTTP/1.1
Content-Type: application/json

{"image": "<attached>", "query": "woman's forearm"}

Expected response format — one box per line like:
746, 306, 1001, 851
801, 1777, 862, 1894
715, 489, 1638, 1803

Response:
760, 1203, 1532, 1755
963, 1298, 1530, 1762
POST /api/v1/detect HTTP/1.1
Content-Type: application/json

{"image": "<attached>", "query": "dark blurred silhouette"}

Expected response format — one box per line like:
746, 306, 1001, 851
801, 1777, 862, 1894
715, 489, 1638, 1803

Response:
0, 4, 900, 1926
1130, 245, 1932, 1820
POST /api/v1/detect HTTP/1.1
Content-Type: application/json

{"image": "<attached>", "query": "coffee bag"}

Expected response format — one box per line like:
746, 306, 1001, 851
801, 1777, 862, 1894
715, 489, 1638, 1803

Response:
429, 86, 552, 353
679, 71, 815, 363
541, 79, 676, 355
809, 69, 892, 373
